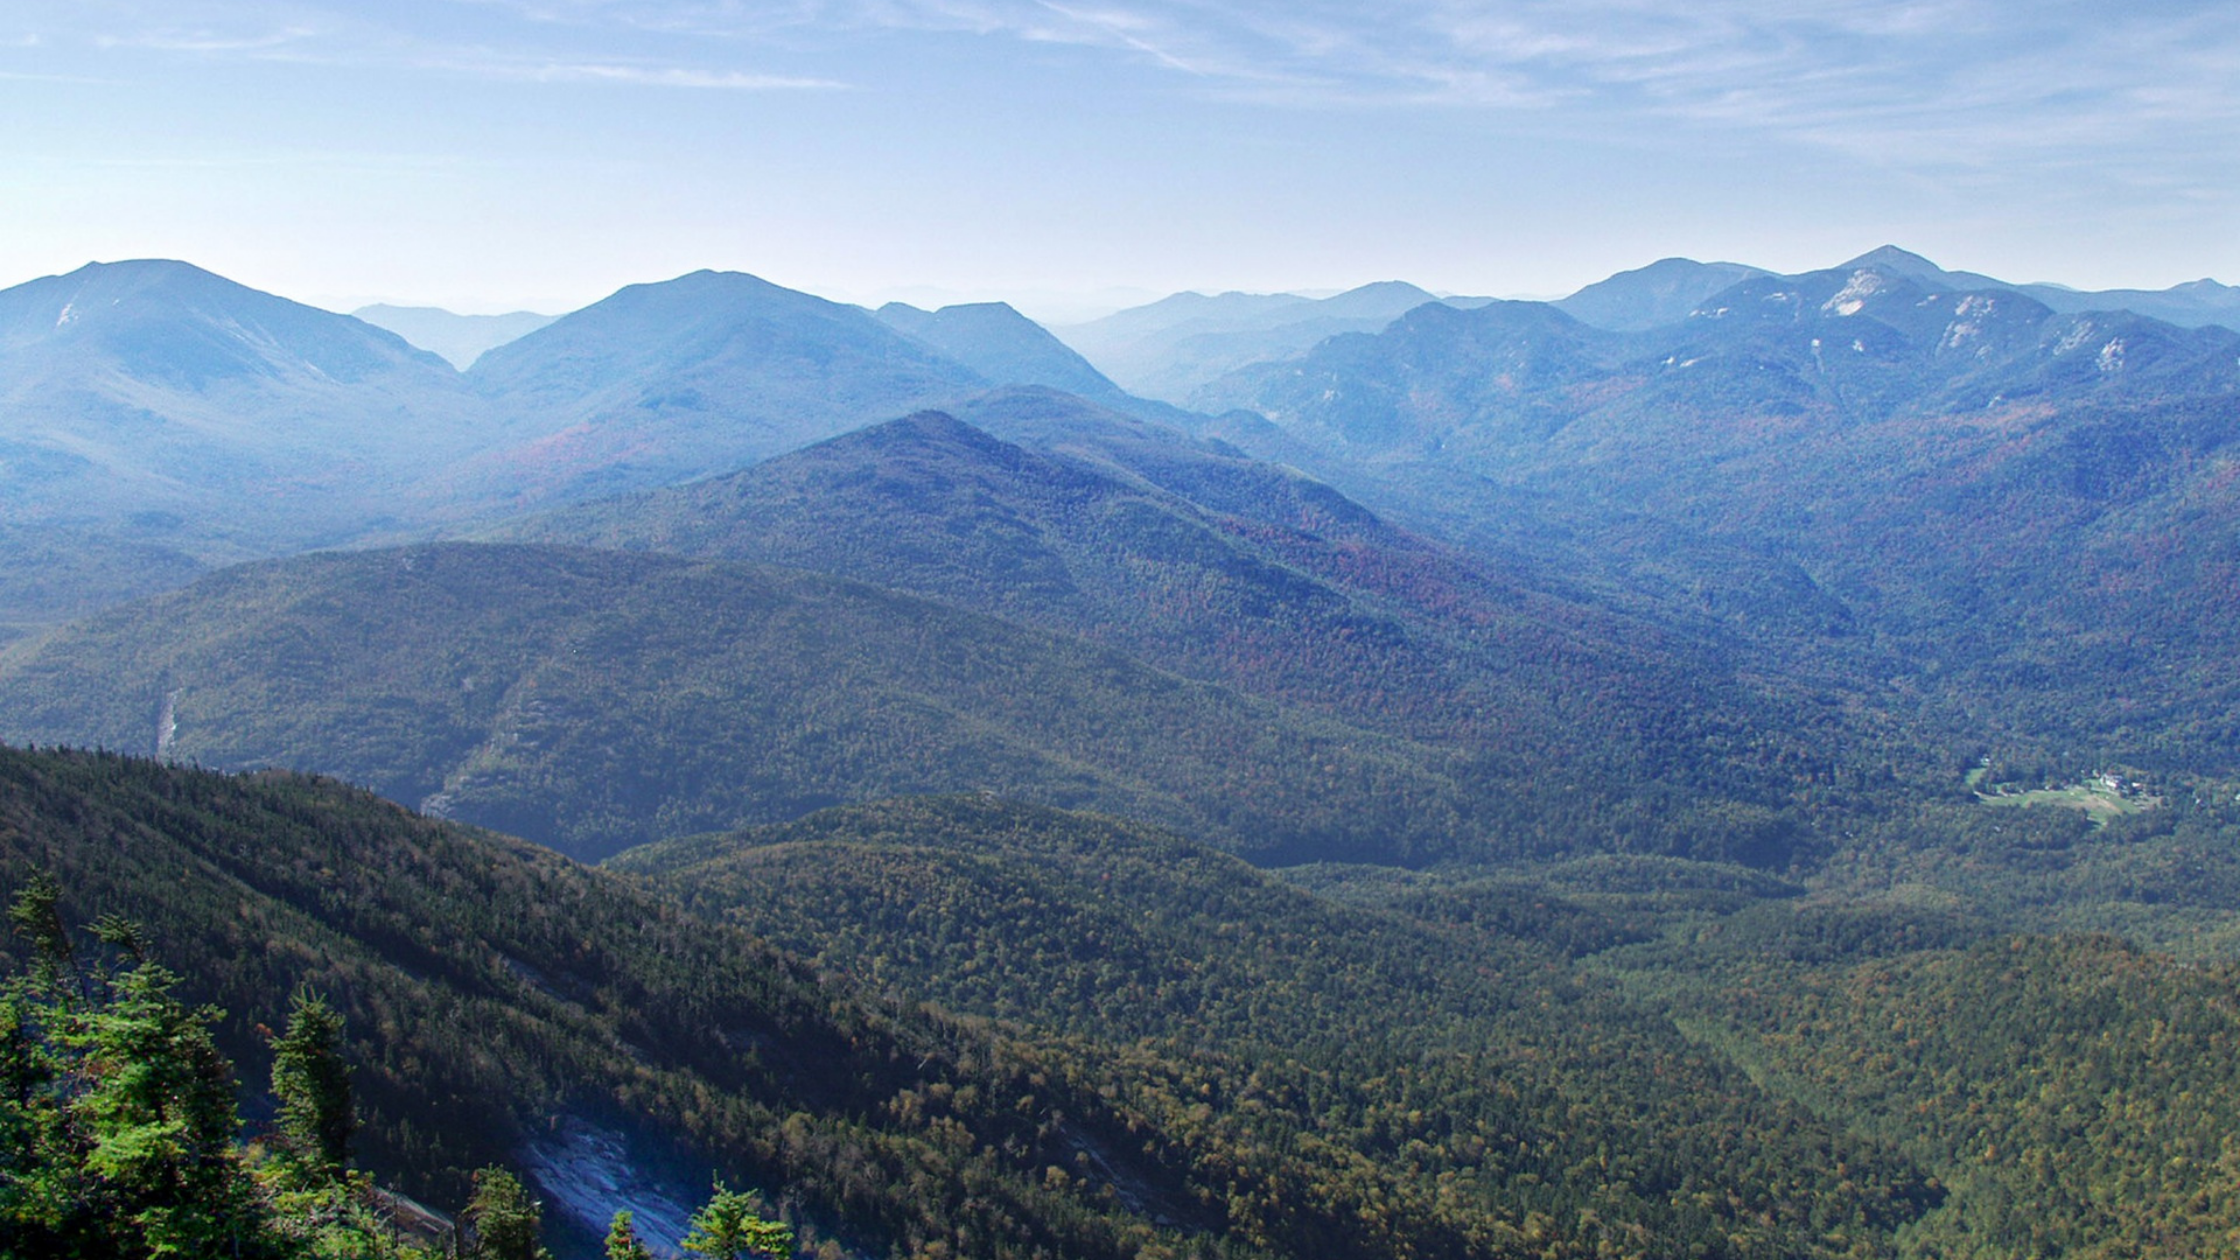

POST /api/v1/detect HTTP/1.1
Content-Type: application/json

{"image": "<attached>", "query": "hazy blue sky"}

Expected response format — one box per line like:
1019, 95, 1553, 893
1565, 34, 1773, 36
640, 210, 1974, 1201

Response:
3, 1, 2235, 317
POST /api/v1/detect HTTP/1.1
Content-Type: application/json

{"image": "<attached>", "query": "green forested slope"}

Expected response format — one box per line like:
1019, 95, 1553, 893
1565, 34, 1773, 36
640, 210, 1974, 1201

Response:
1628, 929, 2240, 1259
503, 410, 1785, 748
500, 410, 1898, 867
0, 744, 1384, 1260
0, 535, 1909, 868
615, 795, 1944, 1260
0, 542, 1487, 865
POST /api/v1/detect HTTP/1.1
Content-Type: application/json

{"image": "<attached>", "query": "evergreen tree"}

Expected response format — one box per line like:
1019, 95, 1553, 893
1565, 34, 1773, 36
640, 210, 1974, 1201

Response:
6, 869, 73, 984
2, 877, 276, 1258
605, 1209, 654, 1260
2, 873, 426, 1259
61, 958, 263, 1256
464, 1166, 551, 1260
682, 1181, 794, 1260
270, 988, 353, 1184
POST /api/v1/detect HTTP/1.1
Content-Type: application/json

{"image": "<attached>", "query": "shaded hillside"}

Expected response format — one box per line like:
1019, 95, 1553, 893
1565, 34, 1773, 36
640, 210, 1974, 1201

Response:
457, 270, 991, 506
0, 542, 1486, 865
613, 794, 1941, 1260
1195, 257, 2240, 766
502, 405, 1897, 867
0, 524, 207, 634
0, 259, 482, 556
0, 744, 1314, 1259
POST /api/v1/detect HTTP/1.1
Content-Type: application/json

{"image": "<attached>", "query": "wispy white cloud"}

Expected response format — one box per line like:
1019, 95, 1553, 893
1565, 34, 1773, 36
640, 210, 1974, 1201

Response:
14, 0, 2240, 160
446, 57, 843, 88
8, 0, 841, 90
775, 0, 2240, 159
94, 23, 320, 53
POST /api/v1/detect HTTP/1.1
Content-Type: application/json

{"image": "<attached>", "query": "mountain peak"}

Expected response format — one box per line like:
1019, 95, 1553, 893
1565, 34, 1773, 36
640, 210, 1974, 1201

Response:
869, 300, 1122, 399
32, 258, 288, 313
1838, 245, 1954, 283
1555, 258, 1772, 332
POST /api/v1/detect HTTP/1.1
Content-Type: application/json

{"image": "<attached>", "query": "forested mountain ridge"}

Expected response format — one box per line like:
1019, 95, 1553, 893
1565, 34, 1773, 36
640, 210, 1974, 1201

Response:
497, 408, 1818, 744
0, 541, 1504, 866
490, 402, 1924, 868
12, 745, 2240, 1259
613, 792, 2240, 1260
1620, 924, 2240, 1259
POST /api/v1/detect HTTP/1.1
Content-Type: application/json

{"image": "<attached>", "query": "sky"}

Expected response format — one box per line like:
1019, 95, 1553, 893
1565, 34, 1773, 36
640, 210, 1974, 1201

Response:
2, 1, 2236, 320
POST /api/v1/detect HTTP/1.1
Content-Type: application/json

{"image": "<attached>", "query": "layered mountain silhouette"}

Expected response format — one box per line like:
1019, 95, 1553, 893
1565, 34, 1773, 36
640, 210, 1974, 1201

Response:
1055, 280, 1454, 403
501, 403, 1823, 744
1193, 252, 2240, 764
11, 245, 2240, 819
451, 270, 994, 506
1543, 245, 2240, 335
10, 243, 2240, 1260
354, 303, 556, 368
0, 262, 1192, 628
497, 402, 1892, 859
872, 300, 1126, 401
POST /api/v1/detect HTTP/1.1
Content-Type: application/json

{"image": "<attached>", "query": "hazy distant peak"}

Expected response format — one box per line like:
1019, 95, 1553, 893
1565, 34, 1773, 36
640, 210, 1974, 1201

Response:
870, 299, 1124, 399
1556, 257, 1772, 331
1313, 281, 1442, 320
34, 258, 293, 314
0, 256, 451, 381
353, 304, 557, 369
1839, 244, 1949, 279
356, 302, 553, 320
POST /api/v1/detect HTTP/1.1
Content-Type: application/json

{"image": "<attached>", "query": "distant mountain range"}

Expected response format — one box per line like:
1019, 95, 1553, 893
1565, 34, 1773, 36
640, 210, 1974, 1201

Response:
1189, 249, 2240, 768
0, 261, 1186, 631
1053, 248, 2239, 411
